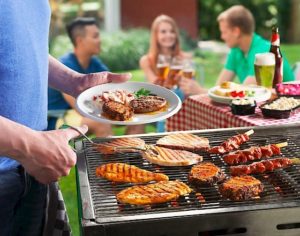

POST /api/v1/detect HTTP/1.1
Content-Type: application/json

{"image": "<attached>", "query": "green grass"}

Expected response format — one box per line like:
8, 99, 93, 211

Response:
59, 44, 299, 236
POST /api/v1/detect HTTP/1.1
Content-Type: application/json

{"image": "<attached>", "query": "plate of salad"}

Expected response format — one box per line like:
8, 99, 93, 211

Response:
76, 81, 182, 125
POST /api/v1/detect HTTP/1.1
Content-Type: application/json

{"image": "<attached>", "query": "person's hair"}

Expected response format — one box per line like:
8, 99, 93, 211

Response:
148, 15, 182, 69
66, 17, 98, 46
217, 5, 255, 35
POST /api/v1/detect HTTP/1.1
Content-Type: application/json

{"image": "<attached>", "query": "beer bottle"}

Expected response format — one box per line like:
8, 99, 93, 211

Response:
269, 26, 283, 87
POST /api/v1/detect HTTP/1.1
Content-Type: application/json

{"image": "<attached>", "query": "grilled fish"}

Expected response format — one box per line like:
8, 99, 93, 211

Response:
156, 133, 210, 151
96, 163, 169, 183
117, 181, 192, 205
95, 138, 146, 154
141, 145, 203, 166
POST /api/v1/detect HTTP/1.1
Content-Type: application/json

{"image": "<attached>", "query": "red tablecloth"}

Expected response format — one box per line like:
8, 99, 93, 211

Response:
166, 94, 300, 131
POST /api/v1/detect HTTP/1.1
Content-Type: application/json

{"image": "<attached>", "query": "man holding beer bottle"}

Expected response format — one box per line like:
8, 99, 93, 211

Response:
216, 5, 295, 86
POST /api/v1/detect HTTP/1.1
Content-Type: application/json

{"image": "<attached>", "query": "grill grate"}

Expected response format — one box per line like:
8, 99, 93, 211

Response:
76, 124, 300, 235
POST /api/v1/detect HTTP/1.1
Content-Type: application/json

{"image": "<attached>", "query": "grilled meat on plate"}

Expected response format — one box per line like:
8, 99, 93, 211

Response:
141, 145, 203, 166
130, 95, 167, 113
102, 100, 133, 121
96, 137, 145, 154
189, 162, 225, 186
156, 133, 210, 152
117, 181, 192, 205
96, 163, 168, 183
219, 175, 264, 201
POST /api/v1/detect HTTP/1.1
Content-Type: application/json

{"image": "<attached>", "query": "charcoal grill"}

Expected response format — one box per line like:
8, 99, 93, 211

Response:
75, 123, 300, 236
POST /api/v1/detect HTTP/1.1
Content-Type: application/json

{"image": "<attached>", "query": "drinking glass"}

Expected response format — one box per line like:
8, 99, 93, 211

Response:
156, 54, 170, 80
182, 59, 195, 79
167, 57, 183, 88
254, 53, 275, 89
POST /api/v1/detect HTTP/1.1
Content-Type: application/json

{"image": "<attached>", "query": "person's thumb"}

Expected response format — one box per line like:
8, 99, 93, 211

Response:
64, 125, 89, 141
107, 72, 132, 83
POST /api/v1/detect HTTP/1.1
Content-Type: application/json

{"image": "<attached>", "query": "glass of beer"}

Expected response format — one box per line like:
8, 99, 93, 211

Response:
167, 57, 183, 88
254, 53, 275, 89
182, 59, 195, 79
156, 54, 170, 81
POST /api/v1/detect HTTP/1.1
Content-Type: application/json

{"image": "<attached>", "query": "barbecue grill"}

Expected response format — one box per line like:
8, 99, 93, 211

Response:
75, 123, 300, 236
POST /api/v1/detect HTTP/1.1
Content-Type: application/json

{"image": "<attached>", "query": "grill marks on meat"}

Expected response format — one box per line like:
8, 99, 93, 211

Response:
96, 163, 169, 183
219, 176, 264, 201
230, 158, 293, 176
130, 95, 167, 113
156, 133, 210, 152
102, 101, 133, 121
141, 145, 203, 166
209, 133, 250, 154
189, 162, 225, 186
95, 138, 145, 154
116, 181, 192, 205
223, 144, 281, 165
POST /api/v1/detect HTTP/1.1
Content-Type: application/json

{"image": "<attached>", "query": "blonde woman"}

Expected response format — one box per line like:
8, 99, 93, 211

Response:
140, 15, 205, 131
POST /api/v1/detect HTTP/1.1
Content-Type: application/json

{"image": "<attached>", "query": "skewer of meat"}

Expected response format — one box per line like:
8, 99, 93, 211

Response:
230, 158, 300, 176
223, 142, 287, 165
209, 130, 254, 154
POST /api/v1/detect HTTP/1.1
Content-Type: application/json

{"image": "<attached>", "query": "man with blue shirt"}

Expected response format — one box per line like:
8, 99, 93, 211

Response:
0, 2, 130, 235
48, 17, 112, 137
216, 5, 294, 85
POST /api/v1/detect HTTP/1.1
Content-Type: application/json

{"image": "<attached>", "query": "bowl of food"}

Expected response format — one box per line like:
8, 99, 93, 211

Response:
260, 96, 300, 119
276, 82, 300, 97
230, 98, 256, 116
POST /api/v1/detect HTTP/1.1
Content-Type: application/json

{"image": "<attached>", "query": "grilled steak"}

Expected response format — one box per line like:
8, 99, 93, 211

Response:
219, 175, 264, 201
96, 163, 169, 183
141, 145, 203, 166
95, 137, 145, 154
116, 181, 192, 205
156, 133, 210, 152
130, 95, 167, 113
102, 100, 133, 121
188, 162, 225, 186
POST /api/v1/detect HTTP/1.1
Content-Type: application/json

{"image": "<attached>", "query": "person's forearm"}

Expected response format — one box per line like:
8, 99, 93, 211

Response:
216, 69, 235, 85
48, 55, 83, 97
0, 116, 37, 161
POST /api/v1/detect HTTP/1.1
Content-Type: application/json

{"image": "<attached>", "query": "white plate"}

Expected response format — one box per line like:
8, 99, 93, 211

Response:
76, 82, 182, 125
208, 85, 272, 104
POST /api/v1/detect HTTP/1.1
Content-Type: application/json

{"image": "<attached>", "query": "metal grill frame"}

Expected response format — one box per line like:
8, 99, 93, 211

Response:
76, 123, 300, 236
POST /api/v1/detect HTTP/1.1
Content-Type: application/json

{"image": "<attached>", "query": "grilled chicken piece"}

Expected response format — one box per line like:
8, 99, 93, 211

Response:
188, 162, 225, 186
95, 138, 145, 154
219, 175, 264, 201
141, 145, 203, 166
96, 163, 168, 183
117, 181, 192, 205
156, 133, 210, 152
102, 100, 134, 121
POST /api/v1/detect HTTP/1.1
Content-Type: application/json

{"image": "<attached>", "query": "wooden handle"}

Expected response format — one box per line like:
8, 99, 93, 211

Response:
291, 158, 300, 165
275, 142, 288, 148
245, 129, 254, 136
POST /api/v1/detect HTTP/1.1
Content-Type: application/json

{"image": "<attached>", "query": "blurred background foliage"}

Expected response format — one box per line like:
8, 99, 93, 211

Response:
198, 0, 292, 41
49, 0, 297, 72
50, 29, 197, 71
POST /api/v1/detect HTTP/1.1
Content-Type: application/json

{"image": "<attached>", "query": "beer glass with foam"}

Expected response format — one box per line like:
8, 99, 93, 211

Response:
167, 57, 183, 88
156, 54, 170, 80
254, 53, 275, 89
182, 59, 195, 79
